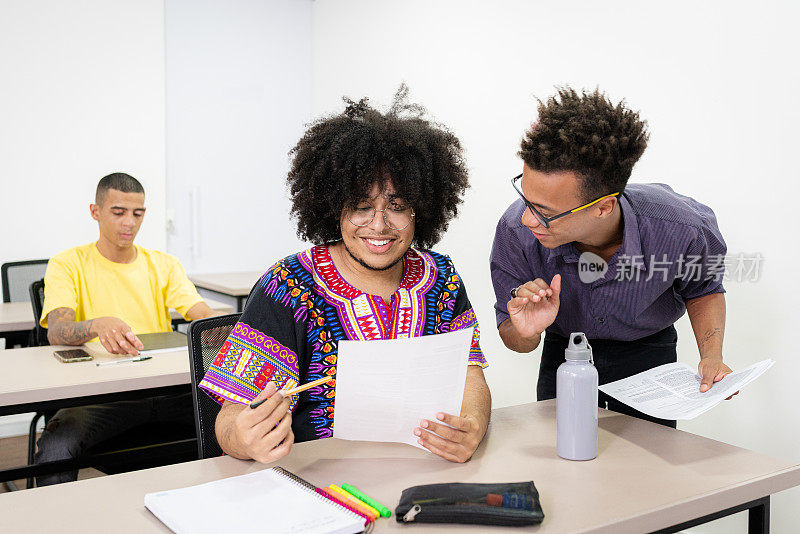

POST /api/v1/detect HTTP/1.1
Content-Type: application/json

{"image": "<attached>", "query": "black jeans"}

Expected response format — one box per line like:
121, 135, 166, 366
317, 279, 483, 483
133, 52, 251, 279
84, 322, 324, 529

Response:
34, 393, 195, 486
538, 325, 678, 428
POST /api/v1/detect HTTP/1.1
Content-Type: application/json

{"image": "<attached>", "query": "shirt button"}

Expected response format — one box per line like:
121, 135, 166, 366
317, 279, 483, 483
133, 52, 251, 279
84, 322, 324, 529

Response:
598, 317, 605, 324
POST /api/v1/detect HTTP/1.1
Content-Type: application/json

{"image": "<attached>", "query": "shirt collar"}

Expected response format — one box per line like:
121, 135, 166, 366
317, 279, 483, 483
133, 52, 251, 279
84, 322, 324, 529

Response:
311, 245, 427, 300
617, 192, 645, 268
545, 242, 579, 264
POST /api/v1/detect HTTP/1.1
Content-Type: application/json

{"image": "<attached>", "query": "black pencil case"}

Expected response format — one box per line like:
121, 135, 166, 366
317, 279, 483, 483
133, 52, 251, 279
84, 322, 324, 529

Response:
395, 481, 544, 526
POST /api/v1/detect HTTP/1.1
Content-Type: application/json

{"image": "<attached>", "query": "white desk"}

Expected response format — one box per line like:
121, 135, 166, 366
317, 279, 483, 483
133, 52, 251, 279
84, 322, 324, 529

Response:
0, 302, 33, 333
0, 342, 195, 484
0, 343, 191, 417
188, 271, 262, 311
0, 343, 190, 415
0, 401, 796, 533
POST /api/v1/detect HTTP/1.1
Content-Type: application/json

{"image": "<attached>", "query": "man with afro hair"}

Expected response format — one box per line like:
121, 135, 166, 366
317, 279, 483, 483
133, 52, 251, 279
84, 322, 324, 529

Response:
491, 87, 731, 427
199, 86, 490, 463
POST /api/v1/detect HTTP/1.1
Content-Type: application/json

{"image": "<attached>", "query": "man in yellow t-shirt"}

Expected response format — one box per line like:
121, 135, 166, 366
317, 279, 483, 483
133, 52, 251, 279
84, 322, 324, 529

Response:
35, 172, 217, 486
41, 241, 205, 342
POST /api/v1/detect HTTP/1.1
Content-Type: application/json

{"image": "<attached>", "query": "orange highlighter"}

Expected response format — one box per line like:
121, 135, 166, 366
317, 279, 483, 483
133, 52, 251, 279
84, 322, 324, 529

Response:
324, 485, 380, 520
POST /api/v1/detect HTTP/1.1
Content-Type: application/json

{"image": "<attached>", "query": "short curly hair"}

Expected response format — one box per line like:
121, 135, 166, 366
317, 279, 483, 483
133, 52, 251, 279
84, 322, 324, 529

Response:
519, 87, 649, 201
287, 85, 469, 249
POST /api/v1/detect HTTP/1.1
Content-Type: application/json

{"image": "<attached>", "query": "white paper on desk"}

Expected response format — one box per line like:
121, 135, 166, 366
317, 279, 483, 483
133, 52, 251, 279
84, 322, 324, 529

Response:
599, 359, 774, 420
333, 328, 473, 449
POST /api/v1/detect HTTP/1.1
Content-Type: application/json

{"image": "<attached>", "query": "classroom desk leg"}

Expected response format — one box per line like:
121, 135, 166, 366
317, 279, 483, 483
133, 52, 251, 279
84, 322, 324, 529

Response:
26, 412, 45, 489
649, 495, 770, 534
748, 495, 769, 534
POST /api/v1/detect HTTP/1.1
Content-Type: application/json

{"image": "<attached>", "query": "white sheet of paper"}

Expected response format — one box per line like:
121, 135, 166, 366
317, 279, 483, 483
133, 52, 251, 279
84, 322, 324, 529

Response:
332, 328, 473, 449
599, 359, 774, 420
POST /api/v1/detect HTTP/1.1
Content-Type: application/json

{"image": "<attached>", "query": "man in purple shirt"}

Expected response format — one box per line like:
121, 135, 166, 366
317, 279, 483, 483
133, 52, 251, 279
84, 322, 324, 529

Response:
490, 88, 732, 427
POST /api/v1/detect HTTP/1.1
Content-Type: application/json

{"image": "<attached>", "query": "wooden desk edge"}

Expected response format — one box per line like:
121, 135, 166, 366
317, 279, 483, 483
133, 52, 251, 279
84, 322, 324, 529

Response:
188, 274, 259, 296
0, 370, 190, 413
585, 464, 800, 533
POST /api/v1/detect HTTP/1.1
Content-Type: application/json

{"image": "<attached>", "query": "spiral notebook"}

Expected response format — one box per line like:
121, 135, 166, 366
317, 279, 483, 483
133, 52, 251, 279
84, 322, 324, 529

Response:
144, 467, 365, 534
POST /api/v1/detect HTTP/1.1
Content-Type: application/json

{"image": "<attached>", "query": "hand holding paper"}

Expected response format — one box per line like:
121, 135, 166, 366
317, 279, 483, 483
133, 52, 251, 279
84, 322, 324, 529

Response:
599, 359, 773, 420
415, 405, 484, 463
333, 329, 473, 450
698, 356, 736, 397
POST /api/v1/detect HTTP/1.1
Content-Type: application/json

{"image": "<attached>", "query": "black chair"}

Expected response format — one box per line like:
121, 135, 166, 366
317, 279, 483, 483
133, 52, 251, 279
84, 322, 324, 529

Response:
1, 260, 47, 350
187, 313, 240, 459
29, 279, 48, 347
2, 259, 48, 303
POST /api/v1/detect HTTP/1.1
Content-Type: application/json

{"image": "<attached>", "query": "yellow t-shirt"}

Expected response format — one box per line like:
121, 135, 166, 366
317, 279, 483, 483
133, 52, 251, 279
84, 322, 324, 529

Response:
40, 243, 203, 335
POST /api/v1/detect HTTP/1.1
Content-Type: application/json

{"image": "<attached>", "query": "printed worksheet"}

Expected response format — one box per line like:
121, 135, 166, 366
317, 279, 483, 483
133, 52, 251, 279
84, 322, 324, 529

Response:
333, 328, 473, 449
598, 359, 774, 420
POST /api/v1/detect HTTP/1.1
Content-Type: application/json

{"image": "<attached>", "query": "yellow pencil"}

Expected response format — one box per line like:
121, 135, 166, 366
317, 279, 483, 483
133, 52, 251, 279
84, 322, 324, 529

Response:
282, 375, 333, 396
250, 376, 333, 409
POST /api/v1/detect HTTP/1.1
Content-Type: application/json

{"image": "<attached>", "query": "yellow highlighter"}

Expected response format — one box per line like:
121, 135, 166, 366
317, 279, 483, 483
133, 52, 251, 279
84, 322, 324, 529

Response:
327, 485, 381, 519
321, 487, 375, 521
323, 486, 378, 520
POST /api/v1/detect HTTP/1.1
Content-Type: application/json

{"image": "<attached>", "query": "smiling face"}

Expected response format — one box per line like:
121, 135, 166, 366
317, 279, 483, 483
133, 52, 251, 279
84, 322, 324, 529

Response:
90, 188, 146, 250
519, 164, 614, 249
339, 180, 415, 272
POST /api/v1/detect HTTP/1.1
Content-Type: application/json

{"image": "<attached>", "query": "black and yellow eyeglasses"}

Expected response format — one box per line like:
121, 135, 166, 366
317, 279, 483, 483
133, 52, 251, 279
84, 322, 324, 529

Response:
511, 173, 620, 229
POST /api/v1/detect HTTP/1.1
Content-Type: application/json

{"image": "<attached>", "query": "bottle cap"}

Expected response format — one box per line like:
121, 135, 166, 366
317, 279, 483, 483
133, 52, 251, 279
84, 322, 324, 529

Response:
565, 332, 592, 362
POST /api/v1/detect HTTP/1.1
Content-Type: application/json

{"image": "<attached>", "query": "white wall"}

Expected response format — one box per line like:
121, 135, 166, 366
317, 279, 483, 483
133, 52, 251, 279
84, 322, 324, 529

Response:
0, 0, 167, 267
164, 0, 313, 274
312, 1, 800, 532
0, 0, 166, 437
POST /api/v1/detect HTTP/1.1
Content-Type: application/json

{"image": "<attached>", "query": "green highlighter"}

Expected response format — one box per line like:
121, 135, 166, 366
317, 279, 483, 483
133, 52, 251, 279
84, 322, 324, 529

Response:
341, 483, 392, 518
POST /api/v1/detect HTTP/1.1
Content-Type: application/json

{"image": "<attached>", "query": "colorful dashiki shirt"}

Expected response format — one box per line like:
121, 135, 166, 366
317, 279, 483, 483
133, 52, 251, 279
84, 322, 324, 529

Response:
199, 245, 487, 443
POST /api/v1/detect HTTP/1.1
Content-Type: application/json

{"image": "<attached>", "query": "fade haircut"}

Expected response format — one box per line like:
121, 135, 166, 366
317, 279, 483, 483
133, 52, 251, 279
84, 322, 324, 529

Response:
95, 173, 145, 205
287, 84, 469, 249
519, 87, 649, 201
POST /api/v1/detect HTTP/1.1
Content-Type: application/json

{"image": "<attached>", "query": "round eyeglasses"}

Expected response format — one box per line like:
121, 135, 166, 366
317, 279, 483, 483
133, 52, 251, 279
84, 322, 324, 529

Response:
345, 206, 415, 230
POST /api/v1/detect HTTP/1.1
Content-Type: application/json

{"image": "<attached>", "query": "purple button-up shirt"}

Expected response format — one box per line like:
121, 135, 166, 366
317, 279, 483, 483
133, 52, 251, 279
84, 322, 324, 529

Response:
490, 183, 727, 341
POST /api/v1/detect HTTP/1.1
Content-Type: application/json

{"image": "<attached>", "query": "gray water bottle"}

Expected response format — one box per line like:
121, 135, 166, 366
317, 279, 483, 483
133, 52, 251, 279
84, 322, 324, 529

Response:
556, 332, 598, 461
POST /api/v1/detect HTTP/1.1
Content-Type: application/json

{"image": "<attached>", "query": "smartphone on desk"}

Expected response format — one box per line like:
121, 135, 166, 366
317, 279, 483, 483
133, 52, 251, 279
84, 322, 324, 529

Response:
53, 349, 93, 363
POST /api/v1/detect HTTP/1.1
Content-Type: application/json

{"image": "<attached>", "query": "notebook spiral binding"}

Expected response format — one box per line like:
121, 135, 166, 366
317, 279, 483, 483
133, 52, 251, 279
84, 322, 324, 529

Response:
272, 467, 374, 533
273, 466, 318, 491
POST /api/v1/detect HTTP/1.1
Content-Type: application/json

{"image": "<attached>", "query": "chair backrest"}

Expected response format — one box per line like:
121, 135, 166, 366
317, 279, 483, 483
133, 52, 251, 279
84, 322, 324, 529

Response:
29, 279, 48, 346
187, 313, 241, 459
2, 259, 48, 302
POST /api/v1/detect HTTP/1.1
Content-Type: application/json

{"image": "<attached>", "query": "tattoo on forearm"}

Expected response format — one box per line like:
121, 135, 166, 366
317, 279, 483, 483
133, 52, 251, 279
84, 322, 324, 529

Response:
59, 320, 93, 344
699, 327, 722, 349
48, 308, 94, 345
